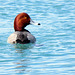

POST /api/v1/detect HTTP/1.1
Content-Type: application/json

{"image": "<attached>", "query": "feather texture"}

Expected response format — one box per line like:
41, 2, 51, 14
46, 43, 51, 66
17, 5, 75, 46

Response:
7, 31, 36, 44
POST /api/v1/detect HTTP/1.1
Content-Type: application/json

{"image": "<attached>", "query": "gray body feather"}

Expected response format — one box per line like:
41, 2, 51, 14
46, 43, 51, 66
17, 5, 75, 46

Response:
7, 31, 36, 44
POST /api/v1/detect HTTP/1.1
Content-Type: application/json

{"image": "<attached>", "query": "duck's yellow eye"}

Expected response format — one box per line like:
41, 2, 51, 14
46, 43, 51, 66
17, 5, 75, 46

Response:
24, 17, 27, 19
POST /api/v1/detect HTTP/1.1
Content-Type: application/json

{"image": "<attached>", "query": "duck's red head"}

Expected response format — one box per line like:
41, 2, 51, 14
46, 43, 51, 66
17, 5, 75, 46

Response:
14, 13, 31, 31
14, 12, 40, 31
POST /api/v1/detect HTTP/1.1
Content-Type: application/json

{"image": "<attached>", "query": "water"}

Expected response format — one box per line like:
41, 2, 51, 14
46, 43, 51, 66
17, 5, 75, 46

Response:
0, 0, 75, 75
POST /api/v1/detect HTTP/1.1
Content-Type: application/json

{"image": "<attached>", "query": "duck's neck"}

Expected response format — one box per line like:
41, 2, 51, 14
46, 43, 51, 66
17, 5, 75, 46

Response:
15, 28, 30, 33
14, 26, 24, 31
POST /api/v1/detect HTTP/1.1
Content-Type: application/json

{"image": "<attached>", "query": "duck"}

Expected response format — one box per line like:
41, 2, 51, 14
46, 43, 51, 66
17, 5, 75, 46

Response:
7, 12, 40, 44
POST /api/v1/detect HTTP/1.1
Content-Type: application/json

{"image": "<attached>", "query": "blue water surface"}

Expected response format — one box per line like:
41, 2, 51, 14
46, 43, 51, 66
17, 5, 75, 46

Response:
0, 0, 75, 75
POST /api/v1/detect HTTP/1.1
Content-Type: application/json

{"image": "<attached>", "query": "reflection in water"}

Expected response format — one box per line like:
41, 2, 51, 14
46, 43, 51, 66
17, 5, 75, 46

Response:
14, 43, 35, 49
11, 48, 32, 73
7, 43, 43, 74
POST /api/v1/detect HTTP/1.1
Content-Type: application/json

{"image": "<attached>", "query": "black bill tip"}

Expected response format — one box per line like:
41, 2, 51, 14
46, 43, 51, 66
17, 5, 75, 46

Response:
38, 23, 41, 25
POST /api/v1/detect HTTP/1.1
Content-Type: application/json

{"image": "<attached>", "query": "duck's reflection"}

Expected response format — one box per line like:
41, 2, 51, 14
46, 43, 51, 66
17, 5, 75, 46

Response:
12, 49, 32, 73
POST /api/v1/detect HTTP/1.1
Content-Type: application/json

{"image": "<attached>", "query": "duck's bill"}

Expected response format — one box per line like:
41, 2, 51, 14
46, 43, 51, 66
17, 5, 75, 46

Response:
30, 20, 40, 25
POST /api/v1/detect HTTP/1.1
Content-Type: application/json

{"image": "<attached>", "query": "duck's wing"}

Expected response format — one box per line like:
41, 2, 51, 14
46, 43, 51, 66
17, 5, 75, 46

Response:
27, 32, 36, 43
16, 32, 30, 44
16, 32, 36, 44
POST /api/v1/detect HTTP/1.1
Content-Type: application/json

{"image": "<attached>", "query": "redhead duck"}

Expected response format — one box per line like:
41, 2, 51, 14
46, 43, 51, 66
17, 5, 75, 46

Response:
7, 12, 40, 44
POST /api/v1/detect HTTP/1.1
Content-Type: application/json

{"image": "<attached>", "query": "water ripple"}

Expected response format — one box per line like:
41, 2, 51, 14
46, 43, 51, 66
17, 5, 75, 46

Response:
0, 0, 75, 75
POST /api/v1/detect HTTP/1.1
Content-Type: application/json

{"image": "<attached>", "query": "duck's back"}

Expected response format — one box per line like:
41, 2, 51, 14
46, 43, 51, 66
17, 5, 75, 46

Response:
7, 31, 36, 44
